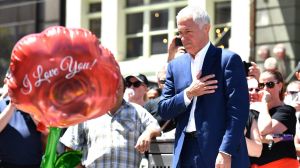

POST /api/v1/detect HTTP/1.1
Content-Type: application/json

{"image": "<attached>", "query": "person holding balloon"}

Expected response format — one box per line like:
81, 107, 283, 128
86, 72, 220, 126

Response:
60, 77, 161, 168
0, 74, 47, 168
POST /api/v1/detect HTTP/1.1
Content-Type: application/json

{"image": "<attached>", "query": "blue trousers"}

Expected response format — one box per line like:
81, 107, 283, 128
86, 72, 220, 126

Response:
179, 135, 204, 168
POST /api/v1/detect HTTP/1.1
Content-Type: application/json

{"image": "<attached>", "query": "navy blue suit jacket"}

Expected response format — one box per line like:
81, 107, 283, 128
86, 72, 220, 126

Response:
158, 44, 250, 168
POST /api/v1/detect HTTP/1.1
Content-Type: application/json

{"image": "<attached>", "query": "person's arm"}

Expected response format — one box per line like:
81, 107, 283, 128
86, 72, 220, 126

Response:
255, 102, 272, 135
248, 62, 261, 81
167, 37, 177, 62
216, 54, 250, 168
218, 54, 249, 155
0, 84, 8, 100
245, 119, 262, 157
135, 126, 161, 153
257, 91, 287, 136
158, 62, 188, 120
135, 105, 161, 153
294, 132, 300, 156
0, 102, 15, 132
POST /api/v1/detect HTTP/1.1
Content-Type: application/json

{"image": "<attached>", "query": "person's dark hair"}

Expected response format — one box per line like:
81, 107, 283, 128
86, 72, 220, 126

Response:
264, 70, 285, 101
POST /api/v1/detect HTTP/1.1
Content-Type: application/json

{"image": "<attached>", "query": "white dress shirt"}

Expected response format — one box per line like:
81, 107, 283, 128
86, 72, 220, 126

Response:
184, 42, 210, 132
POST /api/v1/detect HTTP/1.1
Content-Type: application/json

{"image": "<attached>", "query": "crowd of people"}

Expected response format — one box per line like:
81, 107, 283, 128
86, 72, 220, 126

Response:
1, 5, 300, 168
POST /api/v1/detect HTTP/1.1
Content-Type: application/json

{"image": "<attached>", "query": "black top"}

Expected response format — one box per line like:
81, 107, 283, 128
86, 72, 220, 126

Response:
0, 97, 43, 166
245, 109, 259, 139
251, 104, 297, 165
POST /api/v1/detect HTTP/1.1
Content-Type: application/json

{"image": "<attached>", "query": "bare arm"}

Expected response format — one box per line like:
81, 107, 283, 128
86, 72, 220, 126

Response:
256, 102, 272, 135
135, 126, 161, 153
257, 101, 287, 136
0, 102, 15, 132
245, 120, 262, 157
255, 91, 279, 136
294, 133, 300, 156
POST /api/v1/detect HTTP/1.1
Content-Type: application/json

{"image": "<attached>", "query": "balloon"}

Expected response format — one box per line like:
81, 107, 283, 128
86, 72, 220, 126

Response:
7, 26, 121, 128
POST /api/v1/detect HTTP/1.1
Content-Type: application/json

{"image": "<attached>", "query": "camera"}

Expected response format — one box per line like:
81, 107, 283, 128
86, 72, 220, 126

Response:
175, 37, 183, 46
243, 61, 252, 75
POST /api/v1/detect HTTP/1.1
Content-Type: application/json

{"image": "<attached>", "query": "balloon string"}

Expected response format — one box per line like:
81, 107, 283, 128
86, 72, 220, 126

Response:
41, 127, 62, 168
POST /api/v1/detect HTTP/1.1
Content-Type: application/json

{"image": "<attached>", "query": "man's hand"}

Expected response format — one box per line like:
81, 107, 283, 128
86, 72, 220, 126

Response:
186, 74, 218, 100
135, 130, 152, 153
167, 37, 186, 62
215, 152, 231, 168
248, 62, 261, 81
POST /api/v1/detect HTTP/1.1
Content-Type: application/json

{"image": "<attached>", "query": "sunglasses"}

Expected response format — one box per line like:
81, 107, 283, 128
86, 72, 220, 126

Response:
258, 81, 278, 89
287, 91, 299, 95
248, 88, 260, 92
126, 81, 142, 88
159, 79, 166, 84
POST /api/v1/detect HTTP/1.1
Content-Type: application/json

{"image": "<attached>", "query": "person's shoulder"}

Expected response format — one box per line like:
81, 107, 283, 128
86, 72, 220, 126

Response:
280, 104, 296, 113
128, 102, 151, 115
144, 98, 158, 108
218, 48, 243, 65
169, 53, 190, 64
128, 102, 145, 111
220, 48, 239, 57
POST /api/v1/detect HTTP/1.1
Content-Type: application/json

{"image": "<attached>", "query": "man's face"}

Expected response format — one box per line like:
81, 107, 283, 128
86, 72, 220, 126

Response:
177, 17, 210, 56
126, 77, 147, 100
247, 78, 260, 102
285, 83, 300, 104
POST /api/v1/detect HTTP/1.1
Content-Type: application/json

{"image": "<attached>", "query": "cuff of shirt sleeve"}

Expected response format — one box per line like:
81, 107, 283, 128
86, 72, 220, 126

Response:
219, 151, 232, 157
184, 89, 192, 106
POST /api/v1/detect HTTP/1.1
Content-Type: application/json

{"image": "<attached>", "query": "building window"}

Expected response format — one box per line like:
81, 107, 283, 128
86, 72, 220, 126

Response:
89, 2, 101, 13
126, 0, 143, 7
150, 9, 168, 31
89, 18, 101, 38
125, 0, 187, 59
150, 0, 169, 4
214, 1, 231, 48
126, 13, 143, 34
87, 1, 101, 38
127, 37, 143, 58
151, 34, 168, 55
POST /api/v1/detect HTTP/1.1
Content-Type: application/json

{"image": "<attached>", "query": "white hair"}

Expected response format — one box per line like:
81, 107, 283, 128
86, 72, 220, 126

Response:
176, 6, 210, 28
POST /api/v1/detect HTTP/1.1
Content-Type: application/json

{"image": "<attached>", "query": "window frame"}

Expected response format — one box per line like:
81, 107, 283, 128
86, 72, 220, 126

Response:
124, 0, 187, 59
83, 0, 102, 39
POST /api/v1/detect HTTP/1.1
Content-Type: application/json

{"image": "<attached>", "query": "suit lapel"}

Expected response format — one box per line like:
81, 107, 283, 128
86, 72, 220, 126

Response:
201, 44, 218, 76
182, 53, 193, 86
194, 44, 220, 129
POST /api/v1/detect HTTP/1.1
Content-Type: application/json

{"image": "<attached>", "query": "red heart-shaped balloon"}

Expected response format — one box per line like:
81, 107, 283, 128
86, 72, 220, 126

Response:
7, 26, 121, 128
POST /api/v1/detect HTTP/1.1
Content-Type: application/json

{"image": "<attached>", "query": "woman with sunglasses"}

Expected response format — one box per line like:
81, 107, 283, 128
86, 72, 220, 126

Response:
251, 70, 299, 168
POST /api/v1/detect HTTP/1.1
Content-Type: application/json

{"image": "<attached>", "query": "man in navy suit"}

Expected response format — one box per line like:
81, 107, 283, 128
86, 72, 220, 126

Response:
158, 6, 250, 168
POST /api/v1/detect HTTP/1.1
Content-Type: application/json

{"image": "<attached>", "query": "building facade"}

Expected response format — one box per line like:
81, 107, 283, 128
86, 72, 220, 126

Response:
0, 0, 65, 85
0, 0, 299, 83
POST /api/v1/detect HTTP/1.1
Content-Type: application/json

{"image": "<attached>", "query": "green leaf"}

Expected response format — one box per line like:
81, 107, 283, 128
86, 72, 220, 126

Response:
54, 150, 82, 168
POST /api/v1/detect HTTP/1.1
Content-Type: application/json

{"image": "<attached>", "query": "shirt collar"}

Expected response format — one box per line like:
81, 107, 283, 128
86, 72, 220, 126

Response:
193, 41, 210, 61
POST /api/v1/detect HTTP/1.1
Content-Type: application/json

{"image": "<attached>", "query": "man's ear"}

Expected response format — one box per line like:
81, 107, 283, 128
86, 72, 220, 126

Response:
204, 24, 210, 33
